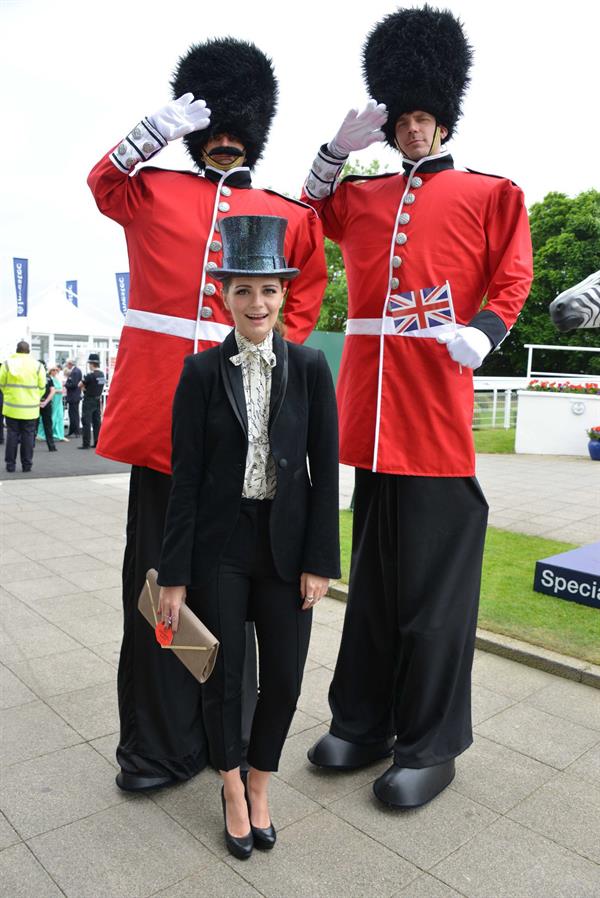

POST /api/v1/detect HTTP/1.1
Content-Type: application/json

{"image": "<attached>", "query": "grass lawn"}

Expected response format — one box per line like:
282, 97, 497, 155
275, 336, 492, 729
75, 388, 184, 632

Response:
473, 427, 515, 453
337, 511, 600, 664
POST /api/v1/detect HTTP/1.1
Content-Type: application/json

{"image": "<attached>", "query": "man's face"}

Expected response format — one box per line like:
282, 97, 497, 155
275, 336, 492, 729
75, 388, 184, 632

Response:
204, 134, 246, 167
394, 111, 448, 161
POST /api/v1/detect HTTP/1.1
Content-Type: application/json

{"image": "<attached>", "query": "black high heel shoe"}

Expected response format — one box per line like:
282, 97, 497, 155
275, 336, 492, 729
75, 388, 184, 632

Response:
244, 777, 277, 850
221, 786, 253, 860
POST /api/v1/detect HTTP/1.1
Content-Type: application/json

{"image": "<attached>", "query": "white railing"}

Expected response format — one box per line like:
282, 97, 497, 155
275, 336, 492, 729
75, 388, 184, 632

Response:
525, 343, 600, 382
473, 377, 527, 429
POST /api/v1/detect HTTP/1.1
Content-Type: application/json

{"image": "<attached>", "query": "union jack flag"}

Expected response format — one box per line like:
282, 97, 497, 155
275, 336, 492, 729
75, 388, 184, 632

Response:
388, 284, 454, 335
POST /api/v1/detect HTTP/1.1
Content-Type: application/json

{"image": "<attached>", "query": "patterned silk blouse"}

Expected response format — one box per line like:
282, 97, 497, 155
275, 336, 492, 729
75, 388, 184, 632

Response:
229, 329, 277, 500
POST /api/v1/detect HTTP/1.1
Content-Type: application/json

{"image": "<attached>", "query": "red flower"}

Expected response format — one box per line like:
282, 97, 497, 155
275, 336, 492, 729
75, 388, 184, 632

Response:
155, 622, 173, 647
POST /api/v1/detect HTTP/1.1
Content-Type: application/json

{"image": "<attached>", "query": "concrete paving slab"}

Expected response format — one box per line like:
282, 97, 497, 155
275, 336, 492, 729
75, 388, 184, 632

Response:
450, 735, 557, 814
2, 574, 82, 604
566, 742, 600, 789
152, 767, 319, 859
0, 620, 80, 665
312, 595, 347, 627
330, 782, 497, 871
6, 647, 116, 698
0, 662, 37, 710
393, 873, 465, 898
275, 723, 390, 807
0, 811, 20, 850
306, 621, 342, 667
150, 860, 264, 897
0, 743, 128, 839
21, 537, 80, 561
470, 683, 515, 725
475, 702, 600, 769
0, 842, 64, 897
27, 798, 212, 898
1, 701, 81, 767
507, 771, 600, 865
60, 565, 121, 591
42, 553, 112, 576
91, 585, 122, 609
90, 639, 121, 670
53, 608, 123, 648
471, 650, 559, 700
88, 733, 119, 769
29, 590, 115, 625
47, 681, 119, 741
0, 561, 51, 583
0, 549, 30, 566
286, 707, 323, 738
431, 816, 600, 898
296, 666, 333, 722
523, 677, 600, 731
224, 809, 417, 898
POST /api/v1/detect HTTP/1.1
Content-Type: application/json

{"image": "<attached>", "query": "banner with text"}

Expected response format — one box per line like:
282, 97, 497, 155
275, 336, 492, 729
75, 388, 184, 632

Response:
115, 272, 130, 316
66, 279, 78, 307
13, 257, 28, 317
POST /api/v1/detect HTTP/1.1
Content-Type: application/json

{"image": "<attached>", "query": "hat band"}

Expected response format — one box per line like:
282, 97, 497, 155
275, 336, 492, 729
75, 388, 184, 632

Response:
221, 255, 288, 271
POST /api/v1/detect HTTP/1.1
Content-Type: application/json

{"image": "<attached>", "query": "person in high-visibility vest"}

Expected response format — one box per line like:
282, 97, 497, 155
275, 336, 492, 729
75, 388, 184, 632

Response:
0, 341, 46, 473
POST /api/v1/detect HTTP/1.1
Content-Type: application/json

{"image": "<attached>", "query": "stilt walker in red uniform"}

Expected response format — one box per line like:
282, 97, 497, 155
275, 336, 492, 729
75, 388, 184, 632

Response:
302, 7, 533, 807
88, 39, 327, 791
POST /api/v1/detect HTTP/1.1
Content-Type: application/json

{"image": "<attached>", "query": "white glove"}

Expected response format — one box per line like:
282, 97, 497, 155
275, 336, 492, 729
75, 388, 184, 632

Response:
328, 100, 388, 157
437, 327, 493, 369
148, 93, 211, 142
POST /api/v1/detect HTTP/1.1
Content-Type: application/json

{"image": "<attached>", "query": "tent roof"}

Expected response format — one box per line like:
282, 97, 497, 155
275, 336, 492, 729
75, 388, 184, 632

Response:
0, 286, 123, 339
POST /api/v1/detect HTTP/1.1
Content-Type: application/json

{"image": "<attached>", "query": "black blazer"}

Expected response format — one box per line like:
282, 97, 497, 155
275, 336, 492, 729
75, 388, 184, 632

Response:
158, 330, 341, 587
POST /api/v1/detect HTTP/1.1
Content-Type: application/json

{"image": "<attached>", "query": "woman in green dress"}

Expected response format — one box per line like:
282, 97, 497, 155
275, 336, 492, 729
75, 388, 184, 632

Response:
49, 366, 66, 441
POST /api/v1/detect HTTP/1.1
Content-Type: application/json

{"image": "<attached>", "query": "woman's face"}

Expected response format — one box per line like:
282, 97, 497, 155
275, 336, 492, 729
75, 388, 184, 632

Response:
223, 277, 284, 344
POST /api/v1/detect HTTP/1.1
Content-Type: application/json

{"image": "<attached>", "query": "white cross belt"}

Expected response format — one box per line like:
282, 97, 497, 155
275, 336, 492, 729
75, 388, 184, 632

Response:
124, 309, 232, 343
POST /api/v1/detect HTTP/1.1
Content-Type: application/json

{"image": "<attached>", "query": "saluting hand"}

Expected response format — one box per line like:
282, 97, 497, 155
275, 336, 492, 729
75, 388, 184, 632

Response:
158, 585, 187, 633
328, 99, 388, 157
148, 93, 211, 142
300, 572, 330, 611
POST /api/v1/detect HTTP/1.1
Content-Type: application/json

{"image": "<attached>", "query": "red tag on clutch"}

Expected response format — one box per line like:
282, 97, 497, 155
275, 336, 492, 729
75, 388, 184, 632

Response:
155, 622, 174, 646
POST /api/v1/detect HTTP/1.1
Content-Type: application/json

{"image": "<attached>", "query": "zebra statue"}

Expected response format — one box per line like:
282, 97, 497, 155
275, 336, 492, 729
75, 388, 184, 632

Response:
549, 270, 600, 331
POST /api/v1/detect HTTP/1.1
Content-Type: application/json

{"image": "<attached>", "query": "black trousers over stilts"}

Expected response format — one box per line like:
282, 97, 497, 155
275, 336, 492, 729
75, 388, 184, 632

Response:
329, 469, 489, 768
190, 499, 312, 773
117, 466, 258, 781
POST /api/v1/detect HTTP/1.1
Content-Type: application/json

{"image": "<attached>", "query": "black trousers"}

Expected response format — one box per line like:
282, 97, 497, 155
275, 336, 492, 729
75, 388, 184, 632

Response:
81, 396, 101, 447
117, 466, 258, 780
329, 469, 488, 768
39, 404, 56, 450
67, 399, 80, 435
191, 500, 312, 772
5, 417, 37, 471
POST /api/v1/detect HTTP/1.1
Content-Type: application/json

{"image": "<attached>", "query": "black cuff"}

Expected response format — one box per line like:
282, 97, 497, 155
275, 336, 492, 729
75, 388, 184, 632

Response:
468, 310, 508, 349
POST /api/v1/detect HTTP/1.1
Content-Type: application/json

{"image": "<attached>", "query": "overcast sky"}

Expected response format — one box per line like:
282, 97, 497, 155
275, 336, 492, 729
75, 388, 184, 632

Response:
0, 0, 598, 327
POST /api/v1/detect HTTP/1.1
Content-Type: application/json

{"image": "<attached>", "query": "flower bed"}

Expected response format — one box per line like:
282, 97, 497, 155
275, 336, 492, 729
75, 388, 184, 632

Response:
527, 380, 600, 395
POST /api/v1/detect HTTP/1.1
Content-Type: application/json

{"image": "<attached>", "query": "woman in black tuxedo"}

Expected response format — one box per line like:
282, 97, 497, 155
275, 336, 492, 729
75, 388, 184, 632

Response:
158, 215, 340, 859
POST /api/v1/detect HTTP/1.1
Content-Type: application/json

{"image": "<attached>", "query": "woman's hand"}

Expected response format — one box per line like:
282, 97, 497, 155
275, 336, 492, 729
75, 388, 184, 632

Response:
300, 573, 329, 611
158, 585, 187, 633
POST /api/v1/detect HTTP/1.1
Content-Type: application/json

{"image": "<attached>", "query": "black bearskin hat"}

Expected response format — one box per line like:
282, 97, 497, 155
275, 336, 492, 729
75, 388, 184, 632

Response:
362, 5, 473, 146
171, 38, 278, 170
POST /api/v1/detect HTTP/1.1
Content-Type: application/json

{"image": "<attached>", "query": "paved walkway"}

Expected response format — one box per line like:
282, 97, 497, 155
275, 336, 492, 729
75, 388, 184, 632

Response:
1, 460, 599, 897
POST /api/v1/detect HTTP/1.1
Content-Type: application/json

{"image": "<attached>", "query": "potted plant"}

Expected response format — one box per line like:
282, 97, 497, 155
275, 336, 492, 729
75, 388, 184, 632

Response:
587, 426, 600, 460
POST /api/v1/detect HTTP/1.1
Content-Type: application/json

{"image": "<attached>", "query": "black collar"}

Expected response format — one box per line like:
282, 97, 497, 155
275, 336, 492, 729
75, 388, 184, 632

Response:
204, 166, 252, 189
402, 154, 455, 176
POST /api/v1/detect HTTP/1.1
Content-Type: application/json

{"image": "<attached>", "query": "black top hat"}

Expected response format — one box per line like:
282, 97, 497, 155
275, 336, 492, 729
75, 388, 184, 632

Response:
211, 216, 300, 281
87, 353, 101, 364
362, 5, 473, 146
171, 38, 278, 170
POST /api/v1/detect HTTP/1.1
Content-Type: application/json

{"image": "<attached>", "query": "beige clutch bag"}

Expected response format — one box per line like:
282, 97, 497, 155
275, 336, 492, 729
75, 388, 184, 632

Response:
137, 568, 219, 684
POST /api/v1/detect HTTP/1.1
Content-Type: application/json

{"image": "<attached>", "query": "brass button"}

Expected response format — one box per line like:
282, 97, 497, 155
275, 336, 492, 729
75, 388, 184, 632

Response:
210, 240, 222, 252
392, 256, 402, 268
221, 186, 232, 197
411, 176, 423, 188
203, 283, 216, 296
206, 261, 218, 271
200, 306, 213, 318
404, 193, 416, 205
398, 212, 411, 225
390, 277, 400, 290
218, 202, 230, 212
396, 233, 408, 245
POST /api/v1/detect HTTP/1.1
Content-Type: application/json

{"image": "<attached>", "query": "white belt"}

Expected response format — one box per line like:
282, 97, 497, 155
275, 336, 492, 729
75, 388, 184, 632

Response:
346, 318, 463, 338
124, 309, 232, 343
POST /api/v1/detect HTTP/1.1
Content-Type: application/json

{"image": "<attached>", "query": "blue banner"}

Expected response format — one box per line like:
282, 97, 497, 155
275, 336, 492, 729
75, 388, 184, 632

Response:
66, 279, 78, 307
13, 257, 28, 317
115, 272, 130, 316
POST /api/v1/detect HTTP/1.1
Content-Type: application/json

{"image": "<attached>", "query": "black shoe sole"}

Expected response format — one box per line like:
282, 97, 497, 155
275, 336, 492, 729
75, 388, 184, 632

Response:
115, 771, 175, 792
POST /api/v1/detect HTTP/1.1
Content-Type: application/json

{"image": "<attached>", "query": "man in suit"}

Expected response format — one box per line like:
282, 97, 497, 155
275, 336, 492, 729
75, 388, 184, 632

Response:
88, 38, 327, 792
64, 360, 82, 436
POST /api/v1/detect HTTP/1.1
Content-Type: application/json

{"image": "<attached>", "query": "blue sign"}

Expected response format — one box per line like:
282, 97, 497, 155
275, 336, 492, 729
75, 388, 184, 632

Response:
534, 542, 600, 610
66, 279, 78, 307
13, 257, 28, 317
115, 272, 130, 316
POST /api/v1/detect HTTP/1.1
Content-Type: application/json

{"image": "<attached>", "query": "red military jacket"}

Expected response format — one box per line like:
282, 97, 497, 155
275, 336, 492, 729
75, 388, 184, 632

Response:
302, 153, 533, 476
88, 153, 327, 474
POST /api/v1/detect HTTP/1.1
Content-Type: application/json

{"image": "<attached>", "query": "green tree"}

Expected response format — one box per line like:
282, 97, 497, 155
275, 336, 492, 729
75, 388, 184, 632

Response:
316, 159, 386, 332
484, 189, 600, 376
